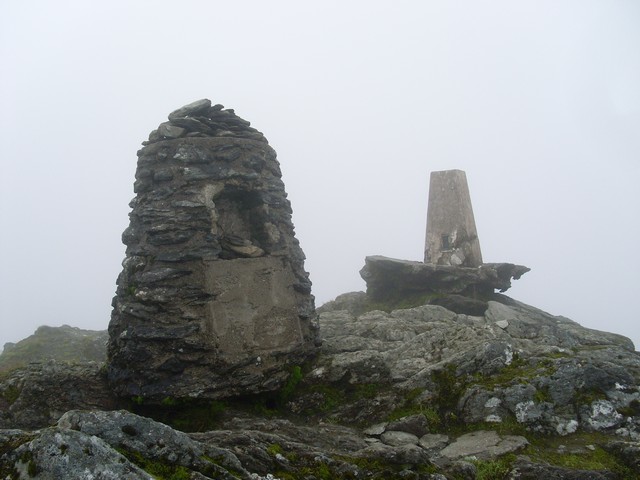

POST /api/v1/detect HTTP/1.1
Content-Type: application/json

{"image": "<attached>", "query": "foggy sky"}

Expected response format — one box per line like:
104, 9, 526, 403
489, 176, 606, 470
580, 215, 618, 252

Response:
1, 1, 639, 351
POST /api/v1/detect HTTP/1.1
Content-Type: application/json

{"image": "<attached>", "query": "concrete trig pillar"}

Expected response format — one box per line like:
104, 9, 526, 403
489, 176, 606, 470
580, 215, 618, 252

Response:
424, 170, 483, 267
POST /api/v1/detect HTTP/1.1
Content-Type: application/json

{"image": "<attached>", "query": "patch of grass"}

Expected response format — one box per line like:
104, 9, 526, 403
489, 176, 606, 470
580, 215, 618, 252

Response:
534, 385, 551, 403
524, 431, 639, 479
278, 365, 303, 403
161, 396, 177, 407
117, 448, 192, 480
0, 326, 107, 374
573, 387, 607, 407
431, 364, 466, 428
267, 443, 283, 456
473, 454, 516, 480
471, 353, 555, 390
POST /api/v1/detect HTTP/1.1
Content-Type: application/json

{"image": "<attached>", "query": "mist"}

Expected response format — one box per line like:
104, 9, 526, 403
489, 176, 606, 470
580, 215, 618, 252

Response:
1, 1, 638, 351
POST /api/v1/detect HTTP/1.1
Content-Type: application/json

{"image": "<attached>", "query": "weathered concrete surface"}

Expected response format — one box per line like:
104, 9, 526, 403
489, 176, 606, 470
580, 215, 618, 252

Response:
424, 169, 482, 267
108, 99, 319, 401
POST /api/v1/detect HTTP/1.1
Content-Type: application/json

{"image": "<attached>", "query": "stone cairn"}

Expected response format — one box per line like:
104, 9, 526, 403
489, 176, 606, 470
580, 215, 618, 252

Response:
108, 99, 319, 401
361, 169, 529, 314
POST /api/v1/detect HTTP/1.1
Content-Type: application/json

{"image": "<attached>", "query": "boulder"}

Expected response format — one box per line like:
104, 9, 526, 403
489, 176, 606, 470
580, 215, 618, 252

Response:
108, 100, 320, 401
0, 361, 115, 429
439, 430, 528, 460
380, 430, 420, 446
359, 255, 530, 302
0, 410, 247, 480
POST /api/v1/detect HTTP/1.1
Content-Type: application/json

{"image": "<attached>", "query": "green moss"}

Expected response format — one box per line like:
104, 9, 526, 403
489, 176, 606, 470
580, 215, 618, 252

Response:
117, 448, 192, 480
574, 388, 607, 406
534, 385, 551, 403
471, 354, 556, 391
2, 385, 21, 404
278, 365, 303, 403
267, 443, 283, 456
27, 460, 37, 477
430, 364, 466, 428
161, 396, 177, 407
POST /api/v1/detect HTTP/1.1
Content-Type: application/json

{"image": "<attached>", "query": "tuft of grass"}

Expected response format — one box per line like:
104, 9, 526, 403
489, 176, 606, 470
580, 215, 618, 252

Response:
267, 443, 283, 456
473, 454, 516, 480
278, 365, 303, 403
116, 448, 192, 480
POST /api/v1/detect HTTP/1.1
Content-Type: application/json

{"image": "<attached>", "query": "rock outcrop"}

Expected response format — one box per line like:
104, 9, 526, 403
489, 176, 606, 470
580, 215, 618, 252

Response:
2, 295, 640, 478
314, 296, 639, 438
0, 325, 107, 374
108, 99, 319, 402
0, 361, 115, 430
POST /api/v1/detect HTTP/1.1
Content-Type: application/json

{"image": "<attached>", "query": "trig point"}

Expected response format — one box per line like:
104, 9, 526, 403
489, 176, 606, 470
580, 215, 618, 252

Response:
424, 169, 482, 267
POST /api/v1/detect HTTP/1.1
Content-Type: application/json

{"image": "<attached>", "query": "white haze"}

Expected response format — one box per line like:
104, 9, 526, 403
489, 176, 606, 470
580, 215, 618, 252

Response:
1, 1, 639, 351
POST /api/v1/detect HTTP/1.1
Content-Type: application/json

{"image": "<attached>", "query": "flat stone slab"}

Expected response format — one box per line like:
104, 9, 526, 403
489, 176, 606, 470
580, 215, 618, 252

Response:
380, 430, 420, 447
439, 430, 528, 460
360, 255, 529, 301
418, 434, 450, 451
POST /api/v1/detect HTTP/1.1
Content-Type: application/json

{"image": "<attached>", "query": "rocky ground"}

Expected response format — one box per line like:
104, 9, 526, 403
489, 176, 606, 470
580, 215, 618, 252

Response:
1, 293, 639, 479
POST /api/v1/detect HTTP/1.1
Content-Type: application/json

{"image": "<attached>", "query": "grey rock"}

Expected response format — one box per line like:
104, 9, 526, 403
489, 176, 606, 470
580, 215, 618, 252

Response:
380, 430, 420, 446
510, 456, 619, 479
0, 361, 115, 429
317, 291, 369, 315
0, 325, 107, 375
157, 122, 186, 138
418, 433, 450, 451
168, 98, 212, 120
448, 461, 477, 480
387, 414, 430, 437
430, 293, 488, 316
604, 440, 640, 471
363, 422, 387, 436
355, 442, 431, 466
581, 400, 625, 431
439, 430, 528, 460
2, 428, 152, 479
169, 116, 215, 135
58, 410, 245, 477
